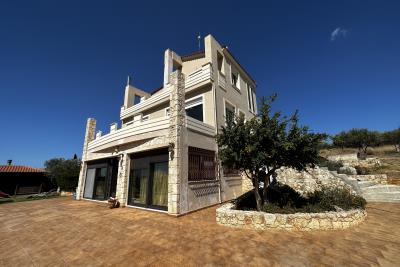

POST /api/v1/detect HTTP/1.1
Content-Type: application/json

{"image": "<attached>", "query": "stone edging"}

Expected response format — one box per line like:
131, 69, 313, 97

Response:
216, 203, 367, 231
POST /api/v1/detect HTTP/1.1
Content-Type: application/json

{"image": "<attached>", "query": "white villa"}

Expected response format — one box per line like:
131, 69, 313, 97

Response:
76, 35, 258, 215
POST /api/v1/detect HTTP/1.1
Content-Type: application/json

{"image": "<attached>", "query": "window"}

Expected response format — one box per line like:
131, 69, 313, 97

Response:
188, 147, 216, 181
231, 72, 238, 87
247, 84, 256, 113
225, 101, 236, 122
252, 90, 257, 114
185, 96, 203, 122
217, 52, 224, 74
230, 64, 240, 90
247, 84, 252, 110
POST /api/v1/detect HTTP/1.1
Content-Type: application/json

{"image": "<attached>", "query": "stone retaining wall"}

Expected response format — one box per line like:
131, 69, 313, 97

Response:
216, 203, 366, 231
276, 166, 354, 196
327, 154, 358, 162
327, 154, 381, 168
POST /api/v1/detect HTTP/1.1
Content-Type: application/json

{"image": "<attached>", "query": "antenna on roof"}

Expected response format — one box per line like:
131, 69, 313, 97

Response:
197, 33, 201, 51
127, 75, 131, 86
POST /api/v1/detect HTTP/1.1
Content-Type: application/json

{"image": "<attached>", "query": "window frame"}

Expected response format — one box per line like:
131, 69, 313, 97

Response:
223, 98, 236, 123
188, 146, 217, 182
247, 84, 256, 114
185, 95, 205, 122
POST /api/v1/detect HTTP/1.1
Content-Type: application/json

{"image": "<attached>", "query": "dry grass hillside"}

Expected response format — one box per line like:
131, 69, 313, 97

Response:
320, 145, 400, 185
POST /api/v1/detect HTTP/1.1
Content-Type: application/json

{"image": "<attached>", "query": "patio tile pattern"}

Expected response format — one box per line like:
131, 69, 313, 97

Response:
1, 198, 399, 266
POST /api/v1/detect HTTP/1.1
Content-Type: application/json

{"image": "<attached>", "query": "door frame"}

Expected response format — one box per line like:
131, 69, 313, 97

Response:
127, 149, 169, 211
147, 160, 168, 211
84, 159, 118, 200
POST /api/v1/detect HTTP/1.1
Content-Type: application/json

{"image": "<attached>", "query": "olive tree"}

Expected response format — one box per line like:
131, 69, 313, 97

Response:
45, 157, 81, 191
332, 129, 380, 154
216, 94, 326, 211
382, 128, 400, 153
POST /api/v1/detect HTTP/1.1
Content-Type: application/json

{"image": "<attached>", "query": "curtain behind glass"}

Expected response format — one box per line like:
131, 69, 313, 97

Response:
139, 171, 147, 204
152, 162, 168, 206
132, 169, 147, 205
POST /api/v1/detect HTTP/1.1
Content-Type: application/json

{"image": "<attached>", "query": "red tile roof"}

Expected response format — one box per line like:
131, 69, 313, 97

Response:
0, 165, 45, 173
181, 50, 205, 61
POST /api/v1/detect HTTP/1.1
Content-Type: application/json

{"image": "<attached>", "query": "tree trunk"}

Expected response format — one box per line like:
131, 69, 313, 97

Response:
262, 173, 271, 203
253, 175, 263, 211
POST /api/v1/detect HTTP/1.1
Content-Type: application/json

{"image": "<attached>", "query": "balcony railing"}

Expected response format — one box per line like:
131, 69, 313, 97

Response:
88, 117, 170, 152
185, 63, 213, 89
120, 85, 172, 120
120, 64, 213, 121
88, 115, 216, 152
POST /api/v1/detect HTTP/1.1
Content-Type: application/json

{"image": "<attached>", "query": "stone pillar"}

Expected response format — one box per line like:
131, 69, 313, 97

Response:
168, 70, 188, 215
164, 49, 173, 86
76, 118, 96, 200
115, 153, 130, 206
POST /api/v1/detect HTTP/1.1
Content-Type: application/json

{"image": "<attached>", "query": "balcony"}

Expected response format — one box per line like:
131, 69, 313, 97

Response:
185, 63, 213, 91
120, 63, 213, 121
88, 117, 170, 152
120, 85, 172, 120
87, 115, 216, 153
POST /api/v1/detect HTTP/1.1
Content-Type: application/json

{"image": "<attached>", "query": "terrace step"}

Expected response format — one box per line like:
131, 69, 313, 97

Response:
357, 181, 378, 189
328, 168, 400, 203
361, 185, 400, 194
362, 192, 400, 203
360, 184, 400, 203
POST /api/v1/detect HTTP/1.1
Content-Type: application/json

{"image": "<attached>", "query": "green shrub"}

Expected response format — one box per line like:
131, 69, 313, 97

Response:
307, 187, 366, 210
355, 166, 371, 175
327, 160, 343, 171
235, 183, 307, 210
235, 184, 366, 214
316, 156, 329, 167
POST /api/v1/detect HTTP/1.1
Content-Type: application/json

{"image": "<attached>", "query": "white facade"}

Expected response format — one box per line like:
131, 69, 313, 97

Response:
76, 35, 258, 215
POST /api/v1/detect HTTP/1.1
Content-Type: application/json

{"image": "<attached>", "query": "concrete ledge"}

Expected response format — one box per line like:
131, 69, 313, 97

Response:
216, 203, 367, 231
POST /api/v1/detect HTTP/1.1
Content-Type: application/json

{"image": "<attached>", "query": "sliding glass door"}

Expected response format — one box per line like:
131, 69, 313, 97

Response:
128, 149, 168, 210
83, 158, 118, 200
83, 168, 96, 199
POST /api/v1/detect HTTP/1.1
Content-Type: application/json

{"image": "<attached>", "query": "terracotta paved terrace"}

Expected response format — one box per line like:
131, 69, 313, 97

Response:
1, 198, 400, 266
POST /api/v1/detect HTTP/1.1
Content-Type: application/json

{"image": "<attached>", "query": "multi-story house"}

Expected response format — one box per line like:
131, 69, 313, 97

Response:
76, 35, 257, 215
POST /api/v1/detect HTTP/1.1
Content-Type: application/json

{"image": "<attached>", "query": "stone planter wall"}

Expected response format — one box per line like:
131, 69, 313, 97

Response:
216, 203, 367, 231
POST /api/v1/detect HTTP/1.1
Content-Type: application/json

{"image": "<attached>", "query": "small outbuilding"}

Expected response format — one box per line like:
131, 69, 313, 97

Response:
0, 165, 51, 195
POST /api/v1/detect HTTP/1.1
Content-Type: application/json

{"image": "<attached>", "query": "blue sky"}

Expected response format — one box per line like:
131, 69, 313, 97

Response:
0, 0, 399, 167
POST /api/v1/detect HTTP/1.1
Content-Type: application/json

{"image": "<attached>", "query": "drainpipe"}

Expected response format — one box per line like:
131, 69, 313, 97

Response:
212, 83, 222, 204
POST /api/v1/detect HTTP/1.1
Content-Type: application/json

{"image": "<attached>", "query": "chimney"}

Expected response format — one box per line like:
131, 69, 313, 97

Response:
7, 159, 12, 166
